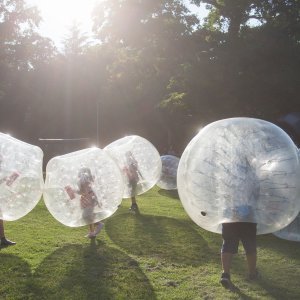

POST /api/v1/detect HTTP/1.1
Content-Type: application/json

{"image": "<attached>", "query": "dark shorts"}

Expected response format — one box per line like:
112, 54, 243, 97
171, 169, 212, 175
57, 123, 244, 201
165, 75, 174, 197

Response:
221, 222, 257, 255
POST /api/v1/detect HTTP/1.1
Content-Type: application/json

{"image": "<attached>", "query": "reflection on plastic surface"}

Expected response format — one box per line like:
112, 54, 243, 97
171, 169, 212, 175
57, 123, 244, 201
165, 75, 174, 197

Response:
177, 118, 300, 234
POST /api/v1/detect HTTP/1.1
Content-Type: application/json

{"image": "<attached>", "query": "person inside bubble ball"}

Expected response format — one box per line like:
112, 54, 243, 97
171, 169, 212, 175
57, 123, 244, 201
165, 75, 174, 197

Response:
123, 151, 143, 213
0, 219, 16, 247
0, 156, 16, 247
219, 158, 259, 289
220, 218, 258, 289
77, 167, 104, 238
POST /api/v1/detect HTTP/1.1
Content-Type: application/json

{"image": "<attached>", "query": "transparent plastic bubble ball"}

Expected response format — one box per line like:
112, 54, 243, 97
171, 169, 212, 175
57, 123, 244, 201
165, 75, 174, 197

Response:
273, 213, 300, 242
157, 155, 180, 190
274, 147, 300, 241
43, 147, 124, 227
0, 133, 44, 221
177, 118, 300, 234
104, 135, 162, 198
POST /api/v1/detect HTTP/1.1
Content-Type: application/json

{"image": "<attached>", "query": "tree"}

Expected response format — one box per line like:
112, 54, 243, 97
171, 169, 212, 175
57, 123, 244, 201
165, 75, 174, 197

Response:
63, 22, 91, 57
0, 0, 56, 142
91, 0, 201, 149
169, 0, 300, 123
0, 0, 55, 70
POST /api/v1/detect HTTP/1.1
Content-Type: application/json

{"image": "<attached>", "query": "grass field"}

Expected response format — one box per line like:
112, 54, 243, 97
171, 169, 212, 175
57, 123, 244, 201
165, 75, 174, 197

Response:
1, 186, 300, 300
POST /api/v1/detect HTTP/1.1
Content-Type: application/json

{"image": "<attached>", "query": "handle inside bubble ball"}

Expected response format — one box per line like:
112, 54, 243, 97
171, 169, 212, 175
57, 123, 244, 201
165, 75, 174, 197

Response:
0, 172, 20, 186
65, 185, 76, 200
6, 172, 20, 186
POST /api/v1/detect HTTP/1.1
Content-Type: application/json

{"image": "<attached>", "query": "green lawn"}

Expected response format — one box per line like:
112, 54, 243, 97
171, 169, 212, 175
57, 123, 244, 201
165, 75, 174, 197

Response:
1, 186, 300, 300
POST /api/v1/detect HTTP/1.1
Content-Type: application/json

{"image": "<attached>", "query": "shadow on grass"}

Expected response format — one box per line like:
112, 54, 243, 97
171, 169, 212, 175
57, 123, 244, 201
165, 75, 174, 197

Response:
0, 253, 32, 299
255, 234, 300, 299
157, 189, 179, 199
105, 213, 214, 266
256, 276, 300, 300
258, 234, 300, 260
229, 286, 256, 300
29, 242, 156, 300
226, 234, 300, 299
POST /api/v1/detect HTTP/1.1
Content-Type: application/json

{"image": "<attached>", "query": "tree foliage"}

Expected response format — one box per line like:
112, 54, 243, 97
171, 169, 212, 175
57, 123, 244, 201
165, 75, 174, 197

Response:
0, 0, 300, 159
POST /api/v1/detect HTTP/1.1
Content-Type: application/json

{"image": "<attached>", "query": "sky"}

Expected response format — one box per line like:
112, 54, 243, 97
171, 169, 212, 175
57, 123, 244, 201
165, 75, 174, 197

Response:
26, 0, 208, 49
26, 0, 98, 46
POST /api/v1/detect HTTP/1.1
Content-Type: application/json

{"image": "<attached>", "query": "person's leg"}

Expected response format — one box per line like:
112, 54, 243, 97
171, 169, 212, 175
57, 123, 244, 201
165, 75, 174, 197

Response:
94, 222, 104, 236
0, 219, 16, 246
84, 224, 96, 238
246, 253, 257, 276
0, 219, 4, 238
220, 223, 239, 288
89, 224, 95, 233
82, 206, 96, 238
131, 196, 137, 205
129, 181, 139, 212
129, 180, 139, 211
130, 197, 140, 214
240, 223, 258, 279
221, 252, 233, 274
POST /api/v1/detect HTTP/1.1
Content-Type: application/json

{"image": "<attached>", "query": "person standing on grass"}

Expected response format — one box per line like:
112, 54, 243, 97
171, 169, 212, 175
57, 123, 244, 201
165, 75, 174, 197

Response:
220, 220, 258, 289
123, 151, 143, 213
219, 157, 260, 289
0, 155, 16, 247
76, 167, 104, 239
0, 219, 16, 247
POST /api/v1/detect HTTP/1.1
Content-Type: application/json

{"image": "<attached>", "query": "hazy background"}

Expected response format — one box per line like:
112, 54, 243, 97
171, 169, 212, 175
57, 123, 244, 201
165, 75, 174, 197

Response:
1, 0, 299, 166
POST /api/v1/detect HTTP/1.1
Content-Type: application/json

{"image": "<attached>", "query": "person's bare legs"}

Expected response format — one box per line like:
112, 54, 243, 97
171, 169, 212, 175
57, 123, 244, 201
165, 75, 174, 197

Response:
131, 196, 137, 205
130, 196, 140, 214
84, 224, 95, 238
89, 224, 95, 233
94, 222, 104, 236
221, 252, 233, 274
220, 252, 233, 288
129, 180, 139, 212
0, 219, 4, 238
0, 219, 16, 246
246, 253, 258, 279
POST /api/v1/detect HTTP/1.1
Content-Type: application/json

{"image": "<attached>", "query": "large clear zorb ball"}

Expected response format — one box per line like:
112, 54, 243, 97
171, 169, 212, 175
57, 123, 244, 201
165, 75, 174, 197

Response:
104, 135, 161, 198
0, 133, 43, 221
157, 155, 180, 190
273, 213, 300, 242
43, 148, 124, 227
177, 118, 300, 234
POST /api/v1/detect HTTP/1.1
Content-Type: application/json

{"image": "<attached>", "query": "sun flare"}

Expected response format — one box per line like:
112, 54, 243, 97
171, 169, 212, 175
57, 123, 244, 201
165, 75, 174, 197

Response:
27, 0, 100, 44
39, 0, 94, 25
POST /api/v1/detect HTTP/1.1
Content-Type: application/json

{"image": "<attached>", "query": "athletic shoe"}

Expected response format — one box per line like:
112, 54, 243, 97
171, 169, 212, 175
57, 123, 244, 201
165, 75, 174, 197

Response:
248, 269, 260, 280
85, 232, 96, 239
129, 203, 139, 213
220, 272, 232, 289
0, 238, 16, 247
94, 223, 104, 236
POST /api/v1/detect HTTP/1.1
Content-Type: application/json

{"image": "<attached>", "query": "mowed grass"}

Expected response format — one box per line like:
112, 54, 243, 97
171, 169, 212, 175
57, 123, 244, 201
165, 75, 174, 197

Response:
1, 186, 300, 300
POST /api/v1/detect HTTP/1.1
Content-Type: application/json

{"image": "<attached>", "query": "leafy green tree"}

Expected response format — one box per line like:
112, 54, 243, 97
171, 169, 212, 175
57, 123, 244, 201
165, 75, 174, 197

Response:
91, 0, 201, 149
0, 0, 55, 70
0, 0, 55, 142
63, 22, 91, 57
168, 0, 300, 125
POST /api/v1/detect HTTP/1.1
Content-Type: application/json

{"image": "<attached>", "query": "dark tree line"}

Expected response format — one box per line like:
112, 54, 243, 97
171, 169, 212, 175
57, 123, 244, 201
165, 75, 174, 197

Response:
0, 0, 300, 163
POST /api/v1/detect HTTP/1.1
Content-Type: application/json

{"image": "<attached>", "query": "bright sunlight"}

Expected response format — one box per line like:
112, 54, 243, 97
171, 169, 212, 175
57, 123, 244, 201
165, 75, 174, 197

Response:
27, 0, 100, 46
26, 0, 207, 48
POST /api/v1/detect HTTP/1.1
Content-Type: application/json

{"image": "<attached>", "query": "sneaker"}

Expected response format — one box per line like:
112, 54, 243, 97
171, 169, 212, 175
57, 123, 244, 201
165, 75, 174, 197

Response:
85, 232, 96, 239
129, 203, 139, 212
248, 269, 260, 281
0, 238, 16, 247
220, 272, 231, 289
94, 223, 104, 236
